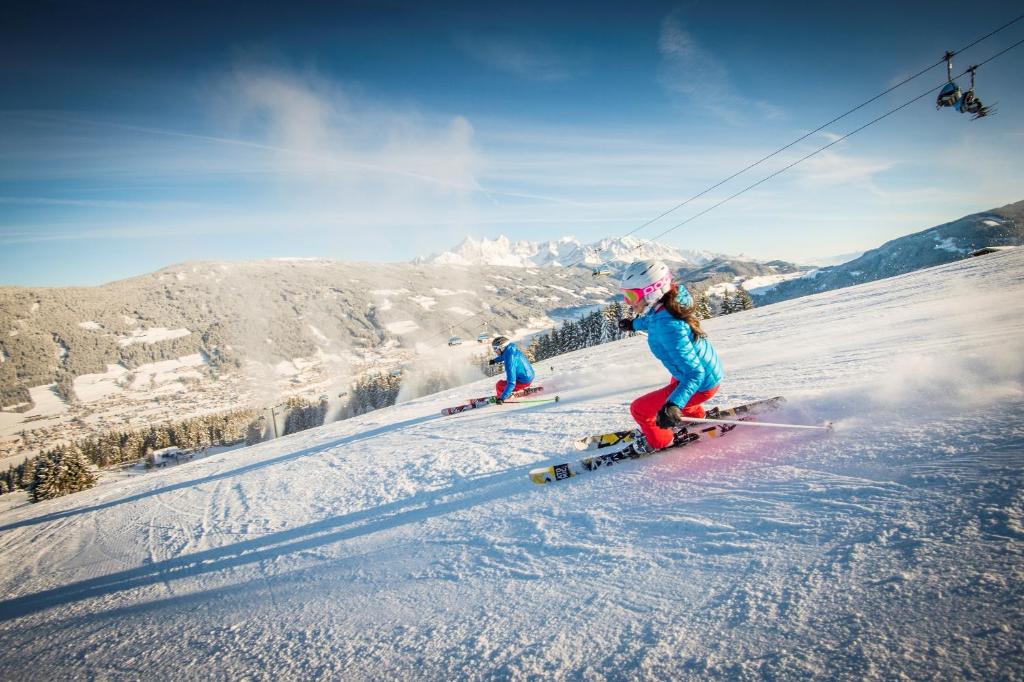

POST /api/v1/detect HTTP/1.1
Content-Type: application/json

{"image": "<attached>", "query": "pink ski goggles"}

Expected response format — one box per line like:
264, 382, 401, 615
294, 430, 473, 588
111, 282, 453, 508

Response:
622, 273, 671, 304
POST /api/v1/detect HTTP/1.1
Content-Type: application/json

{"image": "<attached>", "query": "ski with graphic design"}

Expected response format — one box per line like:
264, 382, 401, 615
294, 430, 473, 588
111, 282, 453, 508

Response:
531, 418, 745, 485
530, 397, 787, 485
441, 386, 545, 416
572, 396, 786, 451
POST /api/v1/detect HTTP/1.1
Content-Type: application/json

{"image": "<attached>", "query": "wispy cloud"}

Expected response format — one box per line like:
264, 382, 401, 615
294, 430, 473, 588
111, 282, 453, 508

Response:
455, 35, 576, 82
1, 69, 504, 259
0, 224, 192, 245
218, 68, 485, 193
657, 12, 783, 123
0, 196, 200, 209
793, 149, 894, 188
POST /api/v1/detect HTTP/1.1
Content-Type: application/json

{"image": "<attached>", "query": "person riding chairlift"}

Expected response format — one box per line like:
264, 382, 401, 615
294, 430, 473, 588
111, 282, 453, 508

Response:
936, 52, 992, 119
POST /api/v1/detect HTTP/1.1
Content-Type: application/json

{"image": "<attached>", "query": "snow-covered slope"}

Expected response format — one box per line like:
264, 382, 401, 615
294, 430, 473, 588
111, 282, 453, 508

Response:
1, 251, 1022, 679
418, 234, 717, 268
756, 199, 1024, 306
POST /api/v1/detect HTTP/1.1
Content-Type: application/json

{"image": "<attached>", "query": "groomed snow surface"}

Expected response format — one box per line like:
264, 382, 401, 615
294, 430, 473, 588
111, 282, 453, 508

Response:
1, 251, 1023, 680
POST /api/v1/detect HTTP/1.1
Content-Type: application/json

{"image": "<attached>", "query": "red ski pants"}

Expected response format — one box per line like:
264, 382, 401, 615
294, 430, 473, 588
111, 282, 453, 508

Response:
495, 380, 531, 399
630, 380, 719, 450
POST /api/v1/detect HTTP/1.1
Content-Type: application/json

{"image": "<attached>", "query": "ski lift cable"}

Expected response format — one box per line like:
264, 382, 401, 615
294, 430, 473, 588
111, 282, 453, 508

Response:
606, 12, 1024, 259
644, 37, 1024, 245
414, 25, 1024, 352
507, 11, 1019, 280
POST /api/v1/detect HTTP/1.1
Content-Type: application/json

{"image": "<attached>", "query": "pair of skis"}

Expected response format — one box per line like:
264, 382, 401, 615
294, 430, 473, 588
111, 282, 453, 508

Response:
529, 396, 788, 485
441, 386, 552, 416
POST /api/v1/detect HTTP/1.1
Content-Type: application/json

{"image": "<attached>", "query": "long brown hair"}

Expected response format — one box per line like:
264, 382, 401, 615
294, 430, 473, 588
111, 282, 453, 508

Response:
660, 283, 706, 339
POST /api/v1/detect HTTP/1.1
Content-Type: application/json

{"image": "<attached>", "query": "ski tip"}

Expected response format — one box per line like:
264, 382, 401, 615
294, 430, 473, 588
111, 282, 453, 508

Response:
529, 467, 555, 485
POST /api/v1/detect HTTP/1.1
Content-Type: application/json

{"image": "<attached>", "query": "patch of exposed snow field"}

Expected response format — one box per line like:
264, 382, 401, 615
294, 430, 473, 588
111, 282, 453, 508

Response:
410, 295, 438, 310
384, 320, 419, 335
0, 251, 1022, 679
933, 234, 969, 254
741, 271, 809, 294
116, 326, 192, 347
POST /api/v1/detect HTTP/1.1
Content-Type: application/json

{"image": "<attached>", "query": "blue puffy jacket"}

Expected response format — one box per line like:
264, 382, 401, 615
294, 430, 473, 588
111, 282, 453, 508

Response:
496, 343, 536, 400
631, 290, 723, 407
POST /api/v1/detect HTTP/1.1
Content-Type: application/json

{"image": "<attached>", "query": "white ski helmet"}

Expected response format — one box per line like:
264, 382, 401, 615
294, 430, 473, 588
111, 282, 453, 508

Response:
620, 259, 673, 309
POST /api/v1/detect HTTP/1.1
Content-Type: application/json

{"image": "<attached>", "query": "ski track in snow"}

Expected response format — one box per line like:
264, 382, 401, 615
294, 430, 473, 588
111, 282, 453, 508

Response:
0, 251, 1023, 679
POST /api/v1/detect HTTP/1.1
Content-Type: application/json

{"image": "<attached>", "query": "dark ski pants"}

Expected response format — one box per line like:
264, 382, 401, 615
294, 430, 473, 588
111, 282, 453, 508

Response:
630, 380, 719, 450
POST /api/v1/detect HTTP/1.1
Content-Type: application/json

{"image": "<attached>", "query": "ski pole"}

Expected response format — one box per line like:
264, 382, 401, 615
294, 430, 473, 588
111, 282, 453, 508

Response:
680, 416, 832, 431
501, 396, 560, 405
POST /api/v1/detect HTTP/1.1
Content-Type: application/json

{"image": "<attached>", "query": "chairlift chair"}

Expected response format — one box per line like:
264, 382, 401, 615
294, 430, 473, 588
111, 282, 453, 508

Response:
936, 51, 962, 109
957, 66, 994, 119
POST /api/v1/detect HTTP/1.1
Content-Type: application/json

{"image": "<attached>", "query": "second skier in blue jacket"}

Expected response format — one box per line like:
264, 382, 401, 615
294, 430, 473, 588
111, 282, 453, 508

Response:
489, 336, 536, 403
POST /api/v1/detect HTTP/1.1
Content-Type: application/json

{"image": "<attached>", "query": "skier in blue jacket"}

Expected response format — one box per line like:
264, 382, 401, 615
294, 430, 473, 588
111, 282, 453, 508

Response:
489, 336, 536, 404
617, 260, 724, 451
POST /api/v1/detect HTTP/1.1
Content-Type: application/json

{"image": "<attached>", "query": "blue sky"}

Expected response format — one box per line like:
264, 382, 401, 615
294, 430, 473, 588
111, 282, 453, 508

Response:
2, 0, 1022, 286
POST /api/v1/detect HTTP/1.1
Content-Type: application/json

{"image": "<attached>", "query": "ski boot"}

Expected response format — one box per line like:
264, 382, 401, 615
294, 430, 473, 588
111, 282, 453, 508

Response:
612, 431, 655, 459
619, 428, 696, 458
630, 431, 657, 455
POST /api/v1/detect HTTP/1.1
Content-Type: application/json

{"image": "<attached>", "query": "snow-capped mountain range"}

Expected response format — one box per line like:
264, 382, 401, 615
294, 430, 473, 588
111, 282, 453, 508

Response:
416, 235, 720, 269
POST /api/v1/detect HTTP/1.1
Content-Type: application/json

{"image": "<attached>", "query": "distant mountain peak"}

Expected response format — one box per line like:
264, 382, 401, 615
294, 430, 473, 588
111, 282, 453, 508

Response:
415, 235, 719, 269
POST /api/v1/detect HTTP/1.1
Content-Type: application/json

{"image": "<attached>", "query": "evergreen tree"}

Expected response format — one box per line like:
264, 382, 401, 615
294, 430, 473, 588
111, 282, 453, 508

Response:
521, 342, 537, 363
95, 432, 123, 467
696, 293, 714, 320
18, 461, 33, 489
30, 444, 97, 502
193, 418, 213, 448
720, 290, 736, 315
282, 396, 328, 436
1, 465, 13, 494
122, 431, 145, 462
219, 411, 251, 445
153, 427, 173, 450
30, 451, 60, 502
736, 287, 755, 311
61, 443, 98, 494
348, 371, 402, 416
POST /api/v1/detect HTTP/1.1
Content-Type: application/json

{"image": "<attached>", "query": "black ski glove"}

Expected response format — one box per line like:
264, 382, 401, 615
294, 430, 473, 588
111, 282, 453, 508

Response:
618, 318, 634, 332
488, 358, 500, 366
656, 402, 684, 428
494, 397, 504, 405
